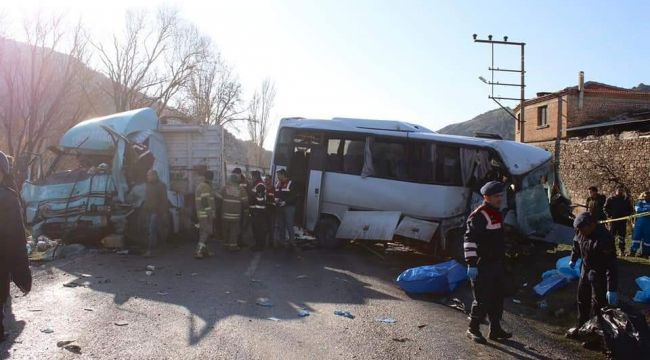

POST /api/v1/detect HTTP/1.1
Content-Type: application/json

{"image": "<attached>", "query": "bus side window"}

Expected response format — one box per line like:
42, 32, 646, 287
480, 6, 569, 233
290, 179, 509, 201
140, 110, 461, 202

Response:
435, 146, 461, 186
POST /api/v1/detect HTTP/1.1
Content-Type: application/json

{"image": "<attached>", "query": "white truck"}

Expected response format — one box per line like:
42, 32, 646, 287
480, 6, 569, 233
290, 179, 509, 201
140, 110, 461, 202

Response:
21, 108, 224, 246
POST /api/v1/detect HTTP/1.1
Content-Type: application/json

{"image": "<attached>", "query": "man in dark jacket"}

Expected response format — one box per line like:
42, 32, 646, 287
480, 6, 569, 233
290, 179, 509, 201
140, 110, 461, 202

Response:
604, 186, 634, 255
249, 171, 267, 251
568, 212, 618, 334
0, 151, 31, 342
275, 169, 299, 250
586, 186, 607, 222
464, 181, 511, 344
142, 169, 169, 257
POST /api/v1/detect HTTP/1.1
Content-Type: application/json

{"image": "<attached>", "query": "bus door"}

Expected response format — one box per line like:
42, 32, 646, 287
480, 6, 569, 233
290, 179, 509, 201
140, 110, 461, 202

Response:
304, 144, 326, 231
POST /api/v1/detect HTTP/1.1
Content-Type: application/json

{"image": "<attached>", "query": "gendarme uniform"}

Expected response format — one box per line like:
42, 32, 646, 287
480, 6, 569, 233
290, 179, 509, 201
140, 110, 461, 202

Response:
464, 181, 511, 344
216, 175, 249, 250
195, 177, 215, 258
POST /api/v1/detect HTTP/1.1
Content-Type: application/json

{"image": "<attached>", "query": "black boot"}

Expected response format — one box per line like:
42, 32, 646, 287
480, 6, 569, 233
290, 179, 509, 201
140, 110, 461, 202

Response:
488, 324, 512, 341
466, 318, 487, 344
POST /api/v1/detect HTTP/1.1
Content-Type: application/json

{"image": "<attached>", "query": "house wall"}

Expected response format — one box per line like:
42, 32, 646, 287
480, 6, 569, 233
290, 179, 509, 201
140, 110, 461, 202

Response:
531, 133, 650, 207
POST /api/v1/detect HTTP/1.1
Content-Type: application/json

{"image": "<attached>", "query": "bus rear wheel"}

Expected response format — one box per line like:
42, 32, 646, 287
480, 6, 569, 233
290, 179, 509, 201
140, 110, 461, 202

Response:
315, 216, 343, 249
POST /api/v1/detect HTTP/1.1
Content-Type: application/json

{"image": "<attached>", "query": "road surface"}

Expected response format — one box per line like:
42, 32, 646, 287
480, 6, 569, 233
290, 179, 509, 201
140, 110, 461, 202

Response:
1, 243, 597, 359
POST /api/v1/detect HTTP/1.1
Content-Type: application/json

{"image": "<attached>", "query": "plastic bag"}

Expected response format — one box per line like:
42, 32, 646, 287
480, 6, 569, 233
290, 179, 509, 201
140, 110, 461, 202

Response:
633, 276, 650, 303
396, 260, 465, 294
556, 255, 582, 280
575, 305, 650, 359
533, 272, 568, 297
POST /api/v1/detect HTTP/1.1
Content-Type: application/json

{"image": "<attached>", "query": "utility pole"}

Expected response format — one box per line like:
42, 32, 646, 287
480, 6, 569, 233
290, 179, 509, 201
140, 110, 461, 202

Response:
473, 34, 526, 142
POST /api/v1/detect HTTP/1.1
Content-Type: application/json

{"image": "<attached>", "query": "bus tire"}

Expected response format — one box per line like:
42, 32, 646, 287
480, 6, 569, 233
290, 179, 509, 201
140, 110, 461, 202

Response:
315, 216, 342, 249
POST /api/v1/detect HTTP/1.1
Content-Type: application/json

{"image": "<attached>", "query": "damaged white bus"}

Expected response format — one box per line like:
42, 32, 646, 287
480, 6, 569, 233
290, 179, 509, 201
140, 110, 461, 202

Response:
271, 117, 561, 256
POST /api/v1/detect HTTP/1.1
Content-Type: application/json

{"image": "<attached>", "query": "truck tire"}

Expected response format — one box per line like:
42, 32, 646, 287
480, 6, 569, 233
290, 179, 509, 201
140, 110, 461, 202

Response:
315, 216, 343, 249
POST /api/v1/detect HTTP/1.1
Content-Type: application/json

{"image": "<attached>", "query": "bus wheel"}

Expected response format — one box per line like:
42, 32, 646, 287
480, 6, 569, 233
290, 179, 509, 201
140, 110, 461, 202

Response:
315, 216, 342, 249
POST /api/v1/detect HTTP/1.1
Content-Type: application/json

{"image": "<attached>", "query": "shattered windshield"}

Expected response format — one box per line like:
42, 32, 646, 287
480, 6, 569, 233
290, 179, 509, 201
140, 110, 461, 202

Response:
516, 161, 555, 237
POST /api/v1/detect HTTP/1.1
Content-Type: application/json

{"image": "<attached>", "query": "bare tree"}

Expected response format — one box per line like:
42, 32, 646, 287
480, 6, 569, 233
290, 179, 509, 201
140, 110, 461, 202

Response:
247, 79, 276, 166
92, 7, 207, 116
0, 14, 91, 183
183, 48, 243, 126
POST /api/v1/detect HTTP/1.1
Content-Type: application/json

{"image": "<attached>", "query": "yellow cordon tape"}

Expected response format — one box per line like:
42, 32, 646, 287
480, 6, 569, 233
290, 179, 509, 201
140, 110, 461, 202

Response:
599, 212, 650, 224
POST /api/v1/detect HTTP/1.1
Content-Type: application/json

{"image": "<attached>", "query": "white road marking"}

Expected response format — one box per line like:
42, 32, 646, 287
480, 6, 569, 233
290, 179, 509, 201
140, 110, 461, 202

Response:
245, 253, 262, 277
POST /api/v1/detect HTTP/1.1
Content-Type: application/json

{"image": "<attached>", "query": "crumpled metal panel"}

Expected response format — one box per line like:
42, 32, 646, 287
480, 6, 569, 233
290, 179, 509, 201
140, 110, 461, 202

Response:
336, 211, 401, 241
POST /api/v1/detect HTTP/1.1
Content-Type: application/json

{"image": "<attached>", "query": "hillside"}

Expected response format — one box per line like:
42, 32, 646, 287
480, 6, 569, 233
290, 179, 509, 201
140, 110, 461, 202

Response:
437, 108, 515, 140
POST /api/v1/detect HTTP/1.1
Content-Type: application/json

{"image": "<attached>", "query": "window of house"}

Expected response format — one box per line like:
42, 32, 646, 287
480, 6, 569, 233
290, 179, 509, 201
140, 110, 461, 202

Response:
537, 106, 548, 127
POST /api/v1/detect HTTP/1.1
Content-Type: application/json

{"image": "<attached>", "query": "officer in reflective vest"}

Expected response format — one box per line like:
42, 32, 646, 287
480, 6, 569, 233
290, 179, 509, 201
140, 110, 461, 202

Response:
216, 174, 249, 250
194, 171, 216, 259
465, 181, 512, 344
249, 171, 267, 251
275, 169, 298, 250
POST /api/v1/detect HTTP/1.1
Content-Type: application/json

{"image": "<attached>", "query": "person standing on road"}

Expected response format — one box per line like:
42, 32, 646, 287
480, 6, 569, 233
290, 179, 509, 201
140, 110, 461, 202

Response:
629, 191, 650, 257
232, 168, 250, 248
216, 174, 248, 251
249, 171, 267, 251
142, 169, 169, 257
0, 151, 31, 342
194, 171, 216, 259
275, 169, 298, 251
604, 185, 634, 256
586, 186, 607, 222
464, 181, 512, 344
264, 175, 276, 248
567, 212, 618, 337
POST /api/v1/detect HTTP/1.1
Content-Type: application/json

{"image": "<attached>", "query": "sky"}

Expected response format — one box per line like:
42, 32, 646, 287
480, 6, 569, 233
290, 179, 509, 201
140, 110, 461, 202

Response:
4, 0, 650, 148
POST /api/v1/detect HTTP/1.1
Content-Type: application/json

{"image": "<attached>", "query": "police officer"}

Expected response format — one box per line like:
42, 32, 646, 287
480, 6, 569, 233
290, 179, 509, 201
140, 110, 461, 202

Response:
216, 174, 249, 251
465, 181, 512, 344
194, 171, 216, 259
249, 171, 267, 251
604, 185, 634, 255
568, 212, 618, 335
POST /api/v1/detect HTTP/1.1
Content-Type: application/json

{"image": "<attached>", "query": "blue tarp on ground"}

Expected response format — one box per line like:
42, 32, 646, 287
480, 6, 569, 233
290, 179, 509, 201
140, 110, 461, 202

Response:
396, 260, 466, 294
534, 256, 582, 296
633, 276, 650, 303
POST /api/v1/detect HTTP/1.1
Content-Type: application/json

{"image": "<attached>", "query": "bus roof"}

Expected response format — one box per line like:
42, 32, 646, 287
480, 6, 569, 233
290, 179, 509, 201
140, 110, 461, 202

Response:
278, 117, 551, 176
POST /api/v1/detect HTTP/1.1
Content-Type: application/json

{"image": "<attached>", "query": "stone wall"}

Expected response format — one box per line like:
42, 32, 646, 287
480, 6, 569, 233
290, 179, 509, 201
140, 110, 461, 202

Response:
531, 132, 650, 206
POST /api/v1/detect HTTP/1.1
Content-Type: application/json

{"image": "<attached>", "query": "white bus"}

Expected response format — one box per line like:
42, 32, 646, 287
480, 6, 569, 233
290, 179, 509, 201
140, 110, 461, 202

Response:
271, 117, 558, 256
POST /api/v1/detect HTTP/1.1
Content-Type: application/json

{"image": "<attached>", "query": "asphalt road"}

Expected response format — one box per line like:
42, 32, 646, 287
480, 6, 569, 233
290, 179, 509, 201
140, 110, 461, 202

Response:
1, 243, 597, 360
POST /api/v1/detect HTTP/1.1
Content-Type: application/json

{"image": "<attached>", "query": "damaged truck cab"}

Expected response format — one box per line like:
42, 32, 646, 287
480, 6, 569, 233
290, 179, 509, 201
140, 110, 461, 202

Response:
271, 117, 559, 255
22, 108, 182, 244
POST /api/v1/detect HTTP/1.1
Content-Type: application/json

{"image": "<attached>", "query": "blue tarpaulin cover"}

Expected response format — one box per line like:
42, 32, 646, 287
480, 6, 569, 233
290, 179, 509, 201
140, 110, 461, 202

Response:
533, 256, 582, 296
396, 260, 466, 294
633, 276, 650, 303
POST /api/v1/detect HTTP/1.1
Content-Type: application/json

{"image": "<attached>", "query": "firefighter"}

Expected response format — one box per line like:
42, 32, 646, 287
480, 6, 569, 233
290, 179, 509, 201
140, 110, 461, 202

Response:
216, 174, 249, 251
275, 169, 298, 250
249, 171, 267, 251
630, 191, 650, 257
194, 171, 216, 259
604, 185, 634, 255
0, 151, 31, 342
586, 186, 607, 222
567, 212, 618, 336
232, 168, 250, 248
464, 181, 511, 344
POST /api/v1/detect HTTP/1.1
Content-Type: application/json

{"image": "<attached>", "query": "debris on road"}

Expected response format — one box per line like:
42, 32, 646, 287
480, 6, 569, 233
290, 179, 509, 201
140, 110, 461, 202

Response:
267, 317, 281, 321
417, 324, 427, 329
114, 321, 129, 326
512, 299, 522, 304
83, 308, 94, 312
296, 275, 309, 279
64, 344, 82, 354
297, 309, 310, 317
145, 271, 153, 276
157, 291, 169, 296
146, 265, 156, 271
376, 317, 397, 324
57, 340, 76, 348
40, 328, 54, 334
396, 260, 466, 295
28, 309, 43, 312
334, 310, 355, 319
256, 297, 273, 307
392, 337, 411, 343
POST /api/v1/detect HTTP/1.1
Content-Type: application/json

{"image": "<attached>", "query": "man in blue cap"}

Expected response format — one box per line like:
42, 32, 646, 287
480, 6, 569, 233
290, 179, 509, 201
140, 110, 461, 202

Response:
464, 181, 511, 344
566, 212, 618, 337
